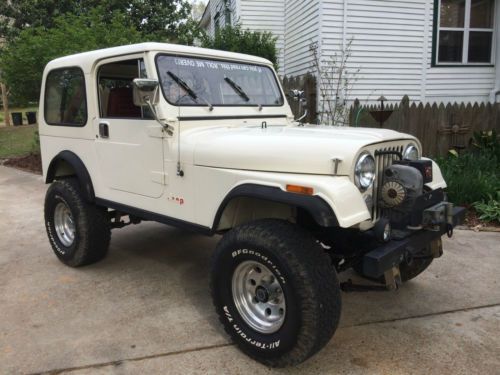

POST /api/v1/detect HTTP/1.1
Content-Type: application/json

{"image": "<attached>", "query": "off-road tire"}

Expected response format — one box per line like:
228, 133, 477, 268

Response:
354, 246, 433, 283
210, 219, 341, 367
44, 178, 111, 267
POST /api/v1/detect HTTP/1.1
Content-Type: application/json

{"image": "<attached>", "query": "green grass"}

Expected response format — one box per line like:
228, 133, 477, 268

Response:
0, 125, 38, 158
0, 107, 38, 126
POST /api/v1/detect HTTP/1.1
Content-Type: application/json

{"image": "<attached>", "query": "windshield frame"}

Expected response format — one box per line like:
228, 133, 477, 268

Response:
154, 53, 285, 108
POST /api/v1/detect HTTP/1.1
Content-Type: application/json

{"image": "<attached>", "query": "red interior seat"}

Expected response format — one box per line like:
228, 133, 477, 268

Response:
107, 87, 141, 117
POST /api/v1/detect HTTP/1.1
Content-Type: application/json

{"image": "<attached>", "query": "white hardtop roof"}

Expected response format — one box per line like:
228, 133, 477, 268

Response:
45, 42, 273, 73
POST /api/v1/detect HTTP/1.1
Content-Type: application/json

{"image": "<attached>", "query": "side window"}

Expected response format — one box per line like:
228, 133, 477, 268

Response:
98, 58, 151, 119
44, 68, 87, 126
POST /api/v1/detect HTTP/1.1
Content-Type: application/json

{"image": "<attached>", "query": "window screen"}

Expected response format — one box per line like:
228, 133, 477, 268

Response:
44, 68, 87, 126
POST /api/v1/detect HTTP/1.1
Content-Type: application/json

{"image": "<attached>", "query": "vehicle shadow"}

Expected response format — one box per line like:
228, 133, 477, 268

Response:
101, 221, 226, 336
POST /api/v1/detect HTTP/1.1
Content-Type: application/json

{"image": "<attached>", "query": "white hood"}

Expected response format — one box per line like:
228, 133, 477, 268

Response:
190, 125, 416, 175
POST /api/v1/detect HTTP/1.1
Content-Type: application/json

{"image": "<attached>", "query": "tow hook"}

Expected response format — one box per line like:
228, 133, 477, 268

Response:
423, 202, 455, 233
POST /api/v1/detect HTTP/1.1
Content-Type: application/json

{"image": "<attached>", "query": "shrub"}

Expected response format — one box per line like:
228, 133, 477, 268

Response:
470, 130, 500, 160
473, 193, 500, 223
0, 8, 146, 105
201, 25, 278, 70
436, 151, 500, 206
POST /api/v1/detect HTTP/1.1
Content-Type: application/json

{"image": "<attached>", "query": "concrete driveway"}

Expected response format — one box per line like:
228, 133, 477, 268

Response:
0, 165, 499, 375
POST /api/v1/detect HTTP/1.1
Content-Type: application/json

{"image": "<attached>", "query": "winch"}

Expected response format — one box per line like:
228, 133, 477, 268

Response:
379, 164, 423, 210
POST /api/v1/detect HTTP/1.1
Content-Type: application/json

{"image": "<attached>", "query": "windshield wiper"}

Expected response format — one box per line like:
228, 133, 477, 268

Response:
168, 71, 197, 100
224, 76, 250, 102
167, 71, 213, 110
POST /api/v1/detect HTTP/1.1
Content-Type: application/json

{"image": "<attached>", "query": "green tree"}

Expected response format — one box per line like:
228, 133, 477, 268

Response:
0, 8, 145, 105
202, 25, 278, 70
0, 0, 192, 41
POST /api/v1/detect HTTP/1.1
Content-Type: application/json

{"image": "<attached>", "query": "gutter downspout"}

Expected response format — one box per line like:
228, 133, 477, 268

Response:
420, 1, 431, 104
490, 0, 500, 103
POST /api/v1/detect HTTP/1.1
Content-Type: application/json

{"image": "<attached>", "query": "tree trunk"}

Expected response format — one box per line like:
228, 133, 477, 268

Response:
1, 82, 10, 127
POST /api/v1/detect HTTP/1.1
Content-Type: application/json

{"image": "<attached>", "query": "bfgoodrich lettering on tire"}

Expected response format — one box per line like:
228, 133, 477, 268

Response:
210, 219, 342, 367
44, 178, 111, 267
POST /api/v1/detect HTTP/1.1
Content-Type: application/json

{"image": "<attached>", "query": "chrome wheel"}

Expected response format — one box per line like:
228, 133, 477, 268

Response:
54, 201, 75, 247
232, 260, 286, 334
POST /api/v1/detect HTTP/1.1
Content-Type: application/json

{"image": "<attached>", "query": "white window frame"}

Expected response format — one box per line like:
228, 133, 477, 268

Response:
436, 0, 497, 65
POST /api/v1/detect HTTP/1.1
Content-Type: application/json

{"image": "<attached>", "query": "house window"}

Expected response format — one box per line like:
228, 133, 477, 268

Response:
435, 0, 495, 65
214, 11, 220, 32
225, 7, 231, 25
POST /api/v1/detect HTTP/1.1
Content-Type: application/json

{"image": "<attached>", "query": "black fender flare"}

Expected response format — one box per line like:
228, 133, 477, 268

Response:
45, 151, 95, 203
212, 184, 338, 230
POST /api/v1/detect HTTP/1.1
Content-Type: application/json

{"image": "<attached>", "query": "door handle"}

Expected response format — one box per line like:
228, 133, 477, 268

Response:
99, 122, 109, 138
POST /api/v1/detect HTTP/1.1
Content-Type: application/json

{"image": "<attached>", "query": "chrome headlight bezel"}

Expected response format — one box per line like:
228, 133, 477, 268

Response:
403, 144, 419, 160
354, 152, 376, 191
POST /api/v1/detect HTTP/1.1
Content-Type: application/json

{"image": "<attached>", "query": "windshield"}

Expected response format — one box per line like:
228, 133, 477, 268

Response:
156, 55, 284, 107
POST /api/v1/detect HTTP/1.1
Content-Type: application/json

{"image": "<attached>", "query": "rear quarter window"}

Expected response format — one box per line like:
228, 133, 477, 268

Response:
44, 67, 87, 126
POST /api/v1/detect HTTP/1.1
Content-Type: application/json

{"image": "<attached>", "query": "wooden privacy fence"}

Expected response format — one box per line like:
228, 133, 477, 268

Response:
281, 73, 317, 124
350, 96, 500, 157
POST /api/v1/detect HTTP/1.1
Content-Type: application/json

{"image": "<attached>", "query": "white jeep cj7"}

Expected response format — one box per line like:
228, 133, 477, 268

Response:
40, 43, 465, 367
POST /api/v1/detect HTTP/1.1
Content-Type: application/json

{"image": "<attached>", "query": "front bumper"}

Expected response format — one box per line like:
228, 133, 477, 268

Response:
360, 205, 466, 278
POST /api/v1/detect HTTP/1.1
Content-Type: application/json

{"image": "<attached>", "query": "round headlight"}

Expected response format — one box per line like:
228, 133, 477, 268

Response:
403, 144, 419, 160
355, 152, 375, 190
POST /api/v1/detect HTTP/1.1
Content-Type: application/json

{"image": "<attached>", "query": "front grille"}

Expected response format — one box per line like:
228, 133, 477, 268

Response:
372, 145, 405, 221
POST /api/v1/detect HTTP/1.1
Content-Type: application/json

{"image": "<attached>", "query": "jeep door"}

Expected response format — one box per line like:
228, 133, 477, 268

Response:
93, 55, 165, 198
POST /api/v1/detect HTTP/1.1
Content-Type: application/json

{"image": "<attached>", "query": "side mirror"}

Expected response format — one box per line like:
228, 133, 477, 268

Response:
289, 89, 305, 102
132, 78, 160, 106
132, 78, 174, 136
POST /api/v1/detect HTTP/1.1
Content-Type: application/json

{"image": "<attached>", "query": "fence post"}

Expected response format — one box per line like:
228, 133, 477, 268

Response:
351, 98, 360, 126
400, 95, 410, 132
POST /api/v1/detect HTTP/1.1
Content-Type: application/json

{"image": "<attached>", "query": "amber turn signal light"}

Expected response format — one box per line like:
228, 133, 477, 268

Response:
286, 184, 314, 195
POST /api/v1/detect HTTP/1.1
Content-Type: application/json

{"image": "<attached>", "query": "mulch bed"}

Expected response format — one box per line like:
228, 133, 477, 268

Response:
458, 206, 500, 232
2, 153, 42, 174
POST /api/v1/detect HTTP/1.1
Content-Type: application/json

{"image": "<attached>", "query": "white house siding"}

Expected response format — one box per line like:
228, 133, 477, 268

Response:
423, 1, 497, 103
202, 0, 239, 37
238, 0, 286, 74
201, 0, 499, 104
321, 0, 497, 104
283, 0, 321, 77
321, 0, 428, 103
